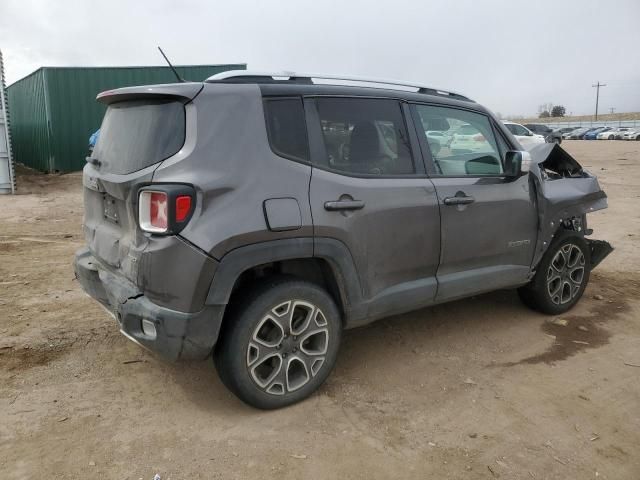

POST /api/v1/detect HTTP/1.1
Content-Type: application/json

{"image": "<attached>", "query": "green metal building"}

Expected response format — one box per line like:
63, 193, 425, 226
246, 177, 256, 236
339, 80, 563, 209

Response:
7, 64, 245, 172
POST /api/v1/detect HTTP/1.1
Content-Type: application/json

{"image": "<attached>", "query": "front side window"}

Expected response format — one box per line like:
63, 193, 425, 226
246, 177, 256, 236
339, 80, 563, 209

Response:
264, 98, 309, 162
315, 98, 414, 176
414, 105, 504, 176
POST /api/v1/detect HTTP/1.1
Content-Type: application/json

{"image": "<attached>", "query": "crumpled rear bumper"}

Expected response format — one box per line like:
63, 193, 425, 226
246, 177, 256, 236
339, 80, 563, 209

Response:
73, 247, 223, 361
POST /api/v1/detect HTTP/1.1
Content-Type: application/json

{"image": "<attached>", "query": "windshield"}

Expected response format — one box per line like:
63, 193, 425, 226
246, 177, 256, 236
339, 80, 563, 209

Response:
93, 99, 185, 174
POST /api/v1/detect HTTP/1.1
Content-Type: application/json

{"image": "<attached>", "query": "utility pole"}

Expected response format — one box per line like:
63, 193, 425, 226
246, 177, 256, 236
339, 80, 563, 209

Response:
592, 81, 607, 121
609, 107, 615, 115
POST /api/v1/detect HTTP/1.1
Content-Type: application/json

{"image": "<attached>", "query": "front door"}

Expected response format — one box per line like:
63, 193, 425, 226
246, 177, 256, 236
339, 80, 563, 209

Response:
307, 97, 441, 322
412, 104, 538, 302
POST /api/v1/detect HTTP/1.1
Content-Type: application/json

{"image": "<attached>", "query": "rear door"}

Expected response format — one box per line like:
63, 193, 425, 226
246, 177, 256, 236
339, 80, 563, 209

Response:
412, 104, 538, 301
83, 85, 200, 283
306, 97, 440, 319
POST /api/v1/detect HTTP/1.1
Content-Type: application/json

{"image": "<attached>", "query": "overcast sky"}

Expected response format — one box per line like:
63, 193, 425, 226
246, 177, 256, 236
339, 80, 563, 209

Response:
1, 0, 639, 117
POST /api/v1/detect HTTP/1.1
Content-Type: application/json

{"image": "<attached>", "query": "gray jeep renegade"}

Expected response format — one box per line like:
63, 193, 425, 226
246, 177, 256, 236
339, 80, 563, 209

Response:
74, 71, 612, 409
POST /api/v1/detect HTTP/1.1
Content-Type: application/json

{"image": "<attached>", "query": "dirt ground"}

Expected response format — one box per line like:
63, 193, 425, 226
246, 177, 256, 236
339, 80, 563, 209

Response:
1, 141, 639, 479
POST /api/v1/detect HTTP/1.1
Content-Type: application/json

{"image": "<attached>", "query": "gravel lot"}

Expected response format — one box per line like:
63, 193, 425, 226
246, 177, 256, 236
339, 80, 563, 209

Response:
1, 141, 639, 479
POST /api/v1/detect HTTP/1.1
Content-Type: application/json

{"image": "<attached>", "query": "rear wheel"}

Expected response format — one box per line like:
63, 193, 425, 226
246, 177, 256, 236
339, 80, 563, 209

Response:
518, 231, 590, 315
215, 277, 342, 409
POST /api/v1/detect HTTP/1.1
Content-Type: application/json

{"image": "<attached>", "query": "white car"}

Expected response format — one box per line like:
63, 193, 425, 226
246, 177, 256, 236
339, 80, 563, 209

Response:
622, 129, 640, 141
614, 127, 633, 140
597, 127, 630, 140
425, 130, 453, 146
449, 124, 494, 154
503, 122, 547, 150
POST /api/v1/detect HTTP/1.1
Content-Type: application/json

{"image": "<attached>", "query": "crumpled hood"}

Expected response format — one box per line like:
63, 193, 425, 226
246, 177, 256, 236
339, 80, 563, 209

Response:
526, 143, 608, 269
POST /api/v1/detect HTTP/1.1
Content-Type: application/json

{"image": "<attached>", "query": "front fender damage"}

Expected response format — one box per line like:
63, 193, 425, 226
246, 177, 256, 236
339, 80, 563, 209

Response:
527, 143, 613, 269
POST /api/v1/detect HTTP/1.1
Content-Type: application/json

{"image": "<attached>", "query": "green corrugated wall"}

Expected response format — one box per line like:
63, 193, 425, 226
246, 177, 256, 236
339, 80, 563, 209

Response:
6, 69, 51, 172
7, 64, 246, 172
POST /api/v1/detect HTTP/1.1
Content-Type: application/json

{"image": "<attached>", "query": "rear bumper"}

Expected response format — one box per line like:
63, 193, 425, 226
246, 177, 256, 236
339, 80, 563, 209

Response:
74, 247, 224, 361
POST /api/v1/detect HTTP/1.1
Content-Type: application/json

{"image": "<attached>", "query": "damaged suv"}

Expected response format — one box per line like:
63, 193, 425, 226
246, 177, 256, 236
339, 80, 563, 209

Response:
75, 72, 612, 409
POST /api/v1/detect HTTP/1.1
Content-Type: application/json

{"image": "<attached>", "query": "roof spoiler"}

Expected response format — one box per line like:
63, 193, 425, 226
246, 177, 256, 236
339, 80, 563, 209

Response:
96, 82, 203, 105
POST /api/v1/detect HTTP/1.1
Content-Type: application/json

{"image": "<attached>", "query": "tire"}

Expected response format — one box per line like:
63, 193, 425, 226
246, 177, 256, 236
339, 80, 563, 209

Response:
214, 277, 342, 409
518, 231, 591, 315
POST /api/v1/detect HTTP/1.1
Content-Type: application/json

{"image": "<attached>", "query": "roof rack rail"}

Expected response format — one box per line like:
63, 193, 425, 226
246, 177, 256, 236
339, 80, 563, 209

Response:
206, 70, 473, 102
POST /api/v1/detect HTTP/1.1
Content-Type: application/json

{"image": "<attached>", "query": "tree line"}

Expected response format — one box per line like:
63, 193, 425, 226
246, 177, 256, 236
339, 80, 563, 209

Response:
538, 103, 566, 118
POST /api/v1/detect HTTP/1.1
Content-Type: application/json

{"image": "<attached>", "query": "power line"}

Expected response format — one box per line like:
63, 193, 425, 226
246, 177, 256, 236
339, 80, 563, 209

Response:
592, 81, 607, 120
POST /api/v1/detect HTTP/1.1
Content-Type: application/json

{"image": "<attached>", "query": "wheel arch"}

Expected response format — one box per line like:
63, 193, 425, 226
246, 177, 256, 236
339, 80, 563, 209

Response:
205, 238, 365, 327
533, 218, 587, 269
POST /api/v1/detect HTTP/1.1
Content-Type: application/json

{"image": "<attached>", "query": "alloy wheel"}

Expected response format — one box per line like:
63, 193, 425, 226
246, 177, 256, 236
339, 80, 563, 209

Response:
247, 300, 329, 395
546, 244, 586, 305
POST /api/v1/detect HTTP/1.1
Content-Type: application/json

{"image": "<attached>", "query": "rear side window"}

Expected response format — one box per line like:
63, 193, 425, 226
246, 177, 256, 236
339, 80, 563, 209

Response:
264, 98, 309, 162
315, 98, 414, 176
94, 99, 185, 175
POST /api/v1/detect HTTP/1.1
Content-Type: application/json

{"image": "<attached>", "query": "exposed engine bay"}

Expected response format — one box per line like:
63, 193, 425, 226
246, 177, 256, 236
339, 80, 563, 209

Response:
527, 143, 612, 270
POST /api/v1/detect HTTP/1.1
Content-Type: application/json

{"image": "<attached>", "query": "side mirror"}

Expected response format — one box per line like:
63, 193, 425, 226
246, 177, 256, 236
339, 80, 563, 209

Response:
504, 150, 531, 178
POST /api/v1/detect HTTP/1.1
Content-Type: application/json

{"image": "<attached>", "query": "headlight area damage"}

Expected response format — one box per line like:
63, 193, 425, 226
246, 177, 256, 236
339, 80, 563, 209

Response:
528, 143, 613, 272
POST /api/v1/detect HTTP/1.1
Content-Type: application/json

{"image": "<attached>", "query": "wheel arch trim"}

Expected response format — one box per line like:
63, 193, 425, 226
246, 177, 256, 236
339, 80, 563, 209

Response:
205, 237, 365, 324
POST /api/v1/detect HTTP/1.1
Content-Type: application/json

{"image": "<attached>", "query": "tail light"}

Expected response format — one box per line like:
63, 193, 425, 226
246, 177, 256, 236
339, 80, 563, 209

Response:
138, 185, 195, 235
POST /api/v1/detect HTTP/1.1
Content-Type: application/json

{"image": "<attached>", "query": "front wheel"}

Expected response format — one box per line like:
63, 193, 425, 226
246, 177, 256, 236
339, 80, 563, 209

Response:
215, 277, 342, 409
518, 231, 591, 315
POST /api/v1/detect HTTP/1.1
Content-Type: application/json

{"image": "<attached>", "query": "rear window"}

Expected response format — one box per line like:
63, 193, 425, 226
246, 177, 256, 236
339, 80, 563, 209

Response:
93, 99, 185, 174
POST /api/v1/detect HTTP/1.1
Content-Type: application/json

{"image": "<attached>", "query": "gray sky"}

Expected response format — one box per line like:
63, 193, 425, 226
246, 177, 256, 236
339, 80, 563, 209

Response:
2, 0, 639, 117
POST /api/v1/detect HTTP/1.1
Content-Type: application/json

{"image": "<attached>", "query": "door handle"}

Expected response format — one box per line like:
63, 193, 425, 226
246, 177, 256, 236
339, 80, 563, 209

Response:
443, 195, 475, 206
324, 200, 365, 211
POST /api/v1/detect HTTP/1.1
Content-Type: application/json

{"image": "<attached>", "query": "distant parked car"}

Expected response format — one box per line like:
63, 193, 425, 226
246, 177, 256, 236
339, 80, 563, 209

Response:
524, 124, 562, 144
584, 127, 612, 140
556, 126, 580, 136
597, 127, 630, 140
614, 128, 634, 140
566, 127, 591, 140
574, 127, 604, 140
503, 122, 546, 149
622, 129, 640, 141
